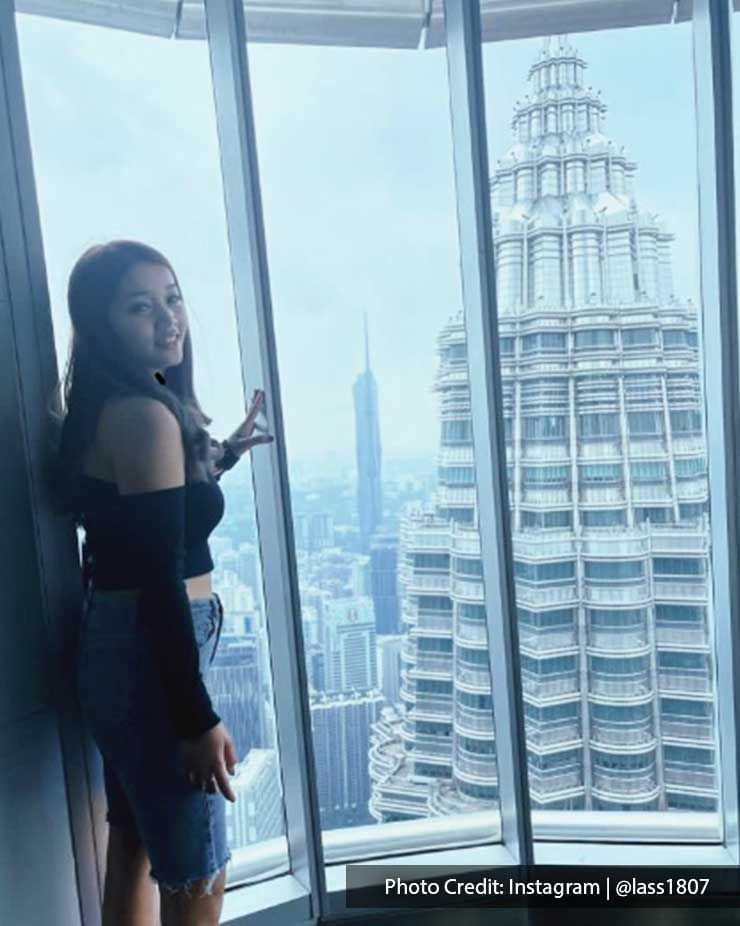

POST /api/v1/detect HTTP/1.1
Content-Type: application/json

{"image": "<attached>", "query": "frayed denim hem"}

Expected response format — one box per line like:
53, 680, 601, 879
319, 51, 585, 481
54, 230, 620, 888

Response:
149, 850, 232, 897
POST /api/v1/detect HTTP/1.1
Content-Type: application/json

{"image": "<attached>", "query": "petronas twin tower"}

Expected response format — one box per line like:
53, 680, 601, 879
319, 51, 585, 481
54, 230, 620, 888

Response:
370, 36, 717, 819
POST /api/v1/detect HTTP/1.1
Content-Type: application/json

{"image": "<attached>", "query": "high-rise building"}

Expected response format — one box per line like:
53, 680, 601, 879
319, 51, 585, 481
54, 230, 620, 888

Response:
370, 532, 400, 634
211, 636, 267, 761
295, 512, 335, 553
237, 541, 260, 593
377, 635, 403, 707
370, 36, 716, 821
225, 750, 283, 849
353, 312, 383, 553
312, 689, 385, 830
322, 597, 378, 694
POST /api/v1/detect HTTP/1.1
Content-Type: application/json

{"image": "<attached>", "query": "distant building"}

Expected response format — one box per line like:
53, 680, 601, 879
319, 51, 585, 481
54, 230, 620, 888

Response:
226, 750, 283, 849
237, 541, 260, 593
322, 597, 378, 693
311, 689, 385, 830
295, 512, 335, 553
211, 635, 267, 761
351, 554, 371, 597
370, 532, 400, 634
376, 635, 403, 707
306, 642, 326, 693
353, 313, 383, 553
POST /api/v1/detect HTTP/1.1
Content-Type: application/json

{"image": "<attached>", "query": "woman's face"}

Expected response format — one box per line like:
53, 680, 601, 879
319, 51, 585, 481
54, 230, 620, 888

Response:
107, 261, 188, 375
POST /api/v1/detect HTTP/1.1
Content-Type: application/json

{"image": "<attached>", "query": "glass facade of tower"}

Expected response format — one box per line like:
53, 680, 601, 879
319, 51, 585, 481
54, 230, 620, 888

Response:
371, 36, 716, 818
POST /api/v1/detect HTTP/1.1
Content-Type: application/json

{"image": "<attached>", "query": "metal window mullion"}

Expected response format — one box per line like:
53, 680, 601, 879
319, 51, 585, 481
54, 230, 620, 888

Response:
443, 0, 533, 865
692, 0, 740, 861
203, 0, 325, 911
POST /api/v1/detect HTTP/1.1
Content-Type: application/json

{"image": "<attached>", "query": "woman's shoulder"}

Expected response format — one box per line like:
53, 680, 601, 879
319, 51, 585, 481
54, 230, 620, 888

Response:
101, 393, 179, 431
98, 393, 183, 463
100, 393, 187, 490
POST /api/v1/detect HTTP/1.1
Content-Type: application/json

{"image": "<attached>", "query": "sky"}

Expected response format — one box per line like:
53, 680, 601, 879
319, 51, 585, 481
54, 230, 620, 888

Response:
14, 11, 704, 473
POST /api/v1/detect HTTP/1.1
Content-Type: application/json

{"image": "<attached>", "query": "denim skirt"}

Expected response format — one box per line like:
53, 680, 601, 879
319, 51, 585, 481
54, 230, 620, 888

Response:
76, 584, 232, 894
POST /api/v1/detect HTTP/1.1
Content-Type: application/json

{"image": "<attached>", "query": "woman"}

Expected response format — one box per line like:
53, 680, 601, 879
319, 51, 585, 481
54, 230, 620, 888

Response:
48, 240, 273, 925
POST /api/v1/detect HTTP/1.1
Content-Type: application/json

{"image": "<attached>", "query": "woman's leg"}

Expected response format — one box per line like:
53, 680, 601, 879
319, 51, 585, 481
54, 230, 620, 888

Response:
159, 866, 226, 926
102, 821, 160, 926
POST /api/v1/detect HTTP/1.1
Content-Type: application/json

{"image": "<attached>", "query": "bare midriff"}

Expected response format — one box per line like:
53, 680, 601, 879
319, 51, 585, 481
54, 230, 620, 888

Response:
81, 438, 212, 603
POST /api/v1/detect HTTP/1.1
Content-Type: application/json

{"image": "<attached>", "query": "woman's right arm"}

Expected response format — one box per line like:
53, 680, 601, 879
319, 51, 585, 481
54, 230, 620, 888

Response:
103, 396, 220, 738
104, 397, 237, 799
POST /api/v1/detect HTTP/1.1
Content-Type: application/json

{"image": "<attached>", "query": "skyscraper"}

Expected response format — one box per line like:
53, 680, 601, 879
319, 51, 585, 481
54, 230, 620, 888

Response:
312, 689, 385, 830
353, 312, 383, 553
210, 636, 267, 761
370, 532, 401, 634
322, 597, 378, 694
370, 36, 716, 821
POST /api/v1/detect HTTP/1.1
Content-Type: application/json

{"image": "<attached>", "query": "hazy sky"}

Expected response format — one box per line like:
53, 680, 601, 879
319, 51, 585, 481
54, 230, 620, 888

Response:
15, 13, 701, 471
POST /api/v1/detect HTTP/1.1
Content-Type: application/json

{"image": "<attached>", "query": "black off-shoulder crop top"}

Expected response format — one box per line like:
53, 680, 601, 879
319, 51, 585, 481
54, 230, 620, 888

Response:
76, 472, 226, 739
78, 474, 225, 587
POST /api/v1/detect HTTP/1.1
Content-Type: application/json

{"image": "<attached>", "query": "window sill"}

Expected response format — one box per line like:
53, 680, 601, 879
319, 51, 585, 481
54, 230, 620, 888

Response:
222, 872, 312, 926
221, 812, 726, 923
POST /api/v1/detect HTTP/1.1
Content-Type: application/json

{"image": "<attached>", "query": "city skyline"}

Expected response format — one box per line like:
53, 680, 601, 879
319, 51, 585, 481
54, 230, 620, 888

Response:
17, 14, 699, 465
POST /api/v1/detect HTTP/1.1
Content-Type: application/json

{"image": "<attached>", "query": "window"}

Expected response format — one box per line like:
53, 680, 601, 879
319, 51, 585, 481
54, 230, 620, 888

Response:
521, 510, 573, 529
664, 328, 692, 349
589, 608, 646, 629
657, 604, 705, 622
631, 461, 668, 482
522, 332, 567, 352
584, 560, 644, 581
523, 415, 568, 439
514, 560, 576, 582
15, 11, 289, 885
453, 557, 483, 577
574, 329, 615, 349
410, 553, 450, 570
635, 506, 673, 524
439, 465, 476, 484
580, 464, 621, 483
578, 413, 619, 438
674, 456, 706, 478
628, 411, 664, 436
247, 16, 504, 849
447, 343, 467, 360
623, 327, 658, 348
670, 409, 703, 434
418, 637, 453, 653
442, 419, 473, 442
522, 465, 569, 485
519, 608, 575, 628
653, 557, 706, 578
581, 509, 626, 528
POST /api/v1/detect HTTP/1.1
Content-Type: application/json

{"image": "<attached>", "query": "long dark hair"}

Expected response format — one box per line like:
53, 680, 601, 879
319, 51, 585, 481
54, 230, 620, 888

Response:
47, 240, 214, 522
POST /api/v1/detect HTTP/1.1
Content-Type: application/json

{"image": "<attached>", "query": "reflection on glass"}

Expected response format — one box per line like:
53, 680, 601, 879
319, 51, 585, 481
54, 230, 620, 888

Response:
15, 14, 287, 882
481, 27, 718, 821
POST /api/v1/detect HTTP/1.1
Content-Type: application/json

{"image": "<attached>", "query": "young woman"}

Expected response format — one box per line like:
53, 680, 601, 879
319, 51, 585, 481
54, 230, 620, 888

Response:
48, 240, 273, 925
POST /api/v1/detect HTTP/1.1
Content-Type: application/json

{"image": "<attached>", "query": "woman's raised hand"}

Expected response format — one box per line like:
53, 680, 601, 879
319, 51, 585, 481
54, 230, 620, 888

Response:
226, 388, 274, 456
